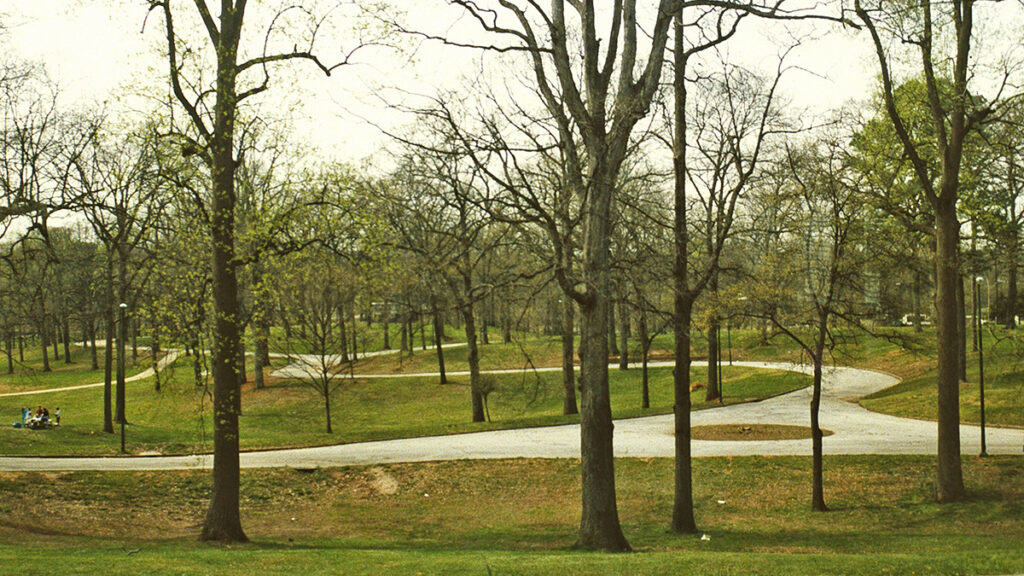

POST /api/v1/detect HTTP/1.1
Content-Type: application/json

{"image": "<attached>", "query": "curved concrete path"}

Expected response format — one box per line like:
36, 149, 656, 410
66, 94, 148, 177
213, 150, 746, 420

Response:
1, 361, 1020, 471
0, 351, 181, 399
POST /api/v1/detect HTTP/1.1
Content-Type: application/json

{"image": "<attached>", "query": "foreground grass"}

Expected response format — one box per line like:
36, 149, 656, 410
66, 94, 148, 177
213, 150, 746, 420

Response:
0, 356, 807, 456
1, 455, 1021, 575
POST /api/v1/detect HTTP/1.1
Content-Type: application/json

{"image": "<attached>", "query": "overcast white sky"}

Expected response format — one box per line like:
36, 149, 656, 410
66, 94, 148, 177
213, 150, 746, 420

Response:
3, 1, 1016, 170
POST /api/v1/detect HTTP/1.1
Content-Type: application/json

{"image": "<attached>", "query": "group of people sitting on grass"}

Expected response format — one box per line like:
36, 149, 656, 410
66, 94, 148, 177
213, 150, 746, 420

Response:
14, 406, 60, 430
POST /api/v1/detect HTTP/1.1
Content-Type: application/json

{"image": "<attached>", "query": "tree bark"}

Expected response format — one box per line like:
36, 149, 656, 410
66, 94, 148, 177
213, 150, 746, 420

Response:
462, 293, 485, 423
103, 304, 114, 434
5, 333, 12, 374
957, 272, 967, 382
433, 307, 447, 384
575, 157, 630, 552
562, 295, 578, 415
811, 315, 829, 512
200, 8, 247, 542
618, 300, 629, 370
934, 197, 966, 502
671, 12, 697, 534
116, 255, 128, 425
607, 296, 620, 357
1006, 260, 1018, 328
62, 319, 71, 364
89, 320, 99, 370
337, 302, 349, 363
639, 310, 649, 410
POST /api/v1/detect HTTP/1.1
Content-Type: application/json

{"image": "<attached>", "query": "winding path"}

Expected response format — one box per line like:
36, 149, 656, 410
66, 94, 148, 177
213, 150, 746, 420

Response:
0, 351, 181, 399
0, 361, 1019, 472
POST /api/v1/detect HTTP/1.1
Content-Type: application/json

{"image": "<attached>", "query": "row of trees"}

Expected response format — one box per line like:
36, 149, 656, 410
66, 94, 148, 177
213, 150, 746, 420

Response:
1, 0, 1021, 550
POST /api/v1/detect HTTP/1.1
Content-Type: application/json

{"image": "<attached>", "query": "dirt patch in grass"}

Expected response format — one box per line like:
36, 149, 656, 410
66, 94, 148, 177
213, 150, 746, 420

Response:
691, 424, 833, 441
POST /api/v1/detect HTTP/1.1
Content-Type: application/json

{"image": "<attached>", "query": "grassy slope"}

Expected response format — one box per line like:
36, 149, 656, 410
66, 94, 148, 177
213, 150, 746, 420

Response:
1, 455, 1021, 575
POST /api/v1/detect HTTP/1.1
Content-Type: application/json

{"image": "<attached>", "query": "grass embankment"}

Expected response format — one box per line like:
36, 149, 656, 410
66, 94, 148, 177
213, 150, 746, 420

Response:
0, 347, 807, 456
1, 455, 1020, 575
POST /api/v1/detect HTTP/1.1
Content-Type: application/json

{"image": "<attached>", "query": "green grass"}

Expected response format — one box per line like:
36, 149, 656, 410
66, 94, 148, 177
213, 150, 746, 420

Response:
1, 455, 1021, 575
0, 355, 807, 456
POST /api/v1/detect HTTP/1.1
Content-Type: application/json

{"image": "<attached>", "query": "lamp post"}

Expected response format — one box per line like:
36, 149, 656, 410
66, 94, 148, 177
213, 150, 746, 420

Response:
974, 277, 987, 457
118, 302, 127, 454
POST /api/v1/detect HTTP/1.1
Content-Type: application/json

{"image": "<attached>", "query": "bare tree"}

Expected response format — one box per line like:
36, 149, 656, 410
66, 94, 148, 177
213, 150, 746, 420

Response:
854, 0, 1009, 503
145, 0, 373, 542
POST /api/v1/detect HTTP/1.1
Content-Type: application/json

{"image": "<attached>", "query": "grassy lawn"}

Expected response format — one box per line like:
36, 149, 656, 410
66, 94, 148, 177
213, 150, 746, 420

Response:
0, 455, 1020, 575
0, 353, 808, 456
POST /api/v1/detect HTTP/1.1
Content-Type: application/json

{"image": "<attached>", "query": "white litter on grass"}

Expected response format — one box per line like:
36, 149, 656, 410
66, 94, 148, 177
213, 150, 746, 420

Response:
423, 493, 429, 497
717, 500, 726, 505
700, 534, 711, 542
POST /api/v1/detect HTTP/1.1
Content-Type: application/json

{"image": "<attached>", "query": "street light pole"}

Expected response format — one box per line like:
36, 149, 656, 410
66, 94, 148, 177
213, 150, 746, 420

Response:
975, 277, 987, 457
118, 302, 127, 454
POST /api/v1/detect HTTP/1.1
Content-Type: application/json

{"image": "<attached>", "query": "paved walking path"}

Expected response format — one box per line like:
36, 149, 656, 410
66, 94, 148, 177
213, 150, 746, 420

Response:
0, 352, 181, 398
1, 361, 1019, 471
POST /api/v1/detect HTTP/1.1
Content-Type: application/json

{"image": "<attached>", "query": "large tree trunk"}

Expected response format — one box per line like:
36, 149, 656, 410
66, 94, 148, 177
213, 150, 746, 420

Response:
934, 194, 966, 503
562, 293, 578, 416
575, 159, 629, 552
200, 25, 247, 542
671, 14, 698, 534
